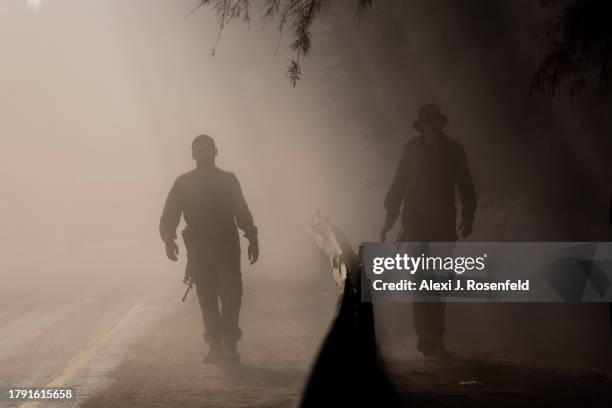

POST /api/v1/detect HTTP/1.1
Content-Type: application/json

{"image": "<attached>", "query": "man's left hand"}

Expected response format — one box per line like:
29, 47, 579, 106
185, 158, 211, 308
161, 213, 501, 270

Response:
248, 238, 259, 265
458, 218, 473, 239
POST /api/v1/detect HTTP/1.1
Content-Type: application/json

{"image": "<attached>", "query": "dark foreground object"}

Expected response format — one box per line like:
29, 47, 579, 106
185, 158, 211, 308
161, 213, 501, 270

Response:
300, 276, 398, 407
300, 217, 398, 407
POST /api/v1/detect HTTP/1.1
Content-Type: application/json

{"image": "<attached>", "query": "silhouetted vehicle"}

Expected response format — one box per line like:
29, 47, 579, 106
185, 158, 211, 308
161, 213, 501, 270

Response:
300, 213, 398, 407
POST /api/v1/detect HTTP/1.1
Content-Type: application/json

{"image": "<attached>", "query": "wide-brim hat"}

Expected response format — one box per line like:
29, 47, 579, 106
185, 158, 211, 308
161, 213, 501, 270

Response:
413, 103, 448, 131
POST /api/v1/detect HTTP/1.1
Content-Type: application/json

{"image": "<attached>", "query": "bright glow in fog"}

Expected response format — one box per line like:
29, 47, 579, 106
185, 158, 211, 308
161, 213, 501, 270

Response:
0, 0, 381, 297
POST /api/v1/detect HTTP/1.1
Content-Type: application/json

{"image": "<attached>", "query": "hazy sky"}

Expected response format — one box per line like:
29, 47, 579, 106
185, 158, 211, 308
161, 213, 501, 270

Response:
2, 0, 611, 288
0, 0, 382, 287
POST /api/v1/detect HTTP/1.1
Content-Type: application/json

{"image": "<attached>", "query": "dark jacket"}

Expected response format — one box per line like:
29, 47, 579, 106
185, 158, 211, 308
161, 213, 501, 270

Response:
159, 167, 257, 254
384, 134, 476, 227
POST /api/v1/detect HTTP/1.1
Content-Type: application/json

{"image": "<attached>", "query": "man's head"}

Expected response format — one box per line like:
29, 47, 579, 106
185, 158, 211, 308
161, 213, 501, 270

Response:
192, 134, 217, 166
413, 103, 448, 143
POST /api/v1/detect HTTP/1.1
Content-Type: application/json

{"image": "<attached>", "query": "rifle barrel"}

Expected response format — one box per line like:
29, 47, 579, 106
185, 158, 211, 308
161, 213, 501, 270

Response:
181, 281, 193, 302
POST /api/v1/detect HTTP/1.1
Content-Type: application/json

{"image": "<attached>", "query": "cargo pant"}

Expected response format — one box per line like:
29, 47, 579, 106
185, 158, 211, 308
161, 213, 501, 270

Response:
399, 216, 457, 347
187, 242, 243, 344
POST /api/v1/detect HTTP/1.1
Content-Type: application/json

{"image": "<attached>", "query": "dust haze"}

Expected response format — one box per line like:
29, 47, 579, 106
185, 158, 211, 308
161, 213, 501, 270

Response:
1, 0, 611, 404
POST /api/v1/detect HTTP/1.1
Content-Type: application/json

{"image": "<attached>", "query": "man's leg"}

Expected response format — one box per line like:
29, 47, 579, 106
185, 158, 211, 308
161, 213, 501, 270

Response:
402, 219, 453, 357
218, 258, 243, 362
412, 274, 447, 356
413, 300, 445, 349
195, 271, 224, 362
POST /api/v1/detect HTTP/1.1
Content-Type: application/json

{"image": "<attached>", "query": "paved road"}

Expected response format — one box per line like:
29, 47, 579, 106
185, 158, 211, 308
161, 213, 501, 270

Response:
0, 271, 336, 408
1, 271, 611, 408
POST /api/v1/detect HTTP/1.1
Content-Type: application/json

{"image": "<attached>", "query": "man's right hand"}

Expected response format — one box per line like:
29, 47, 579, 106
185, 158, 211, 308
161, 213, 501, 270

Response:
380, 225, 391, 242
458, 218, 473, 239
381, 210, 399, 242
165, 240, 179, 261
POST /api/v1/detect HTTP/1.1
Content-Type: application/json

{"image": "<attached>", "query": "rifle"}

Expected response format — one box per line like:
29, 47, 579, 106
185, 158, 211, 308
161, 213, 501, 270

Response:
181, 228, 195, 302
181, 273, 194, 302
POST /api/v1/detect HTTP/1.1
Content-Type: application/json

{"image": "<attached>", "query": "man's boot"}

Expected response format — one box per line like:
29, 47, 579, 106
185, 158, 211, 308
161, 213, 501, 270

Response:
203, 339, 225, 363
416, 334, 436, 357
434, 336, 450, 358
224, 340, 240, 363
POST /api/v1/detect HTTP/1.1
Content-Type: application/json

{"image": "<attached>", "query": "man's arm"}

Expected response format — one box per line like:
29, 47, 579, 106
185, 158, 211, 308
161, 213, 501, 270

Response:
160, 178, 182, 261
456, 143, 477, 238
381, 145, 411, 240
230, 174, 259, 264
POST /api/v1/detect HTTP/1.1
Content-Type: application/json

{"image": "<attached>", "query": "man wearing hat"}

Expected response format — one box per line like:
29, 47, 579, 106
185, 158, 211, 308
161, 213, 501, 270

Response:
381, 103, 477, 357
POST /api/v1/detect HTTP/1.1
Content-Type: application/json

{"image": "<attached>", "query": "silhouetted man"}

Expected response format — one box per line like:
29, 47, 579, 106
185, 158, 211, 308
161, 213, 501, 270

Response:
160, 134, 259, 363
381, 103, 476, 357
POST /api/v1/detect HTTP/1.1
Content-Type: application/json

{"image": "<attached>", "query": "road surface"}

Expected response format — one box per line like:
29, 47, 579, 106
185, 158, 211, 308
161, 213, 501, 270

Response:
1, 269, 611, 407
